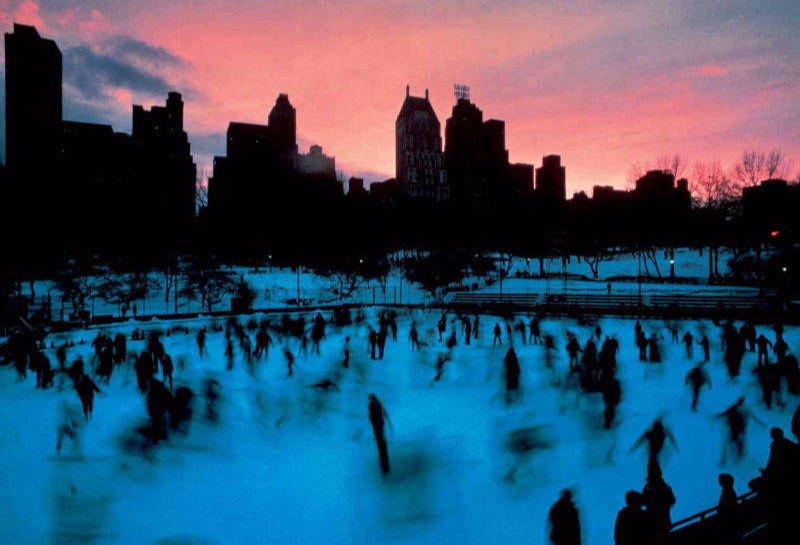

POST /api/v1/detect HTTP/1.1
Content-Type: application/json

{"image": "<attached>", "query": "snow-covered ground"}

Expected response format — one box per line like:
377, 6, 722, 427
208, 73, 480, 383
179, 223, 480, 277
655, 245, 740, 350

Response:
20, 248, 741, 319
1, 308, 796, 545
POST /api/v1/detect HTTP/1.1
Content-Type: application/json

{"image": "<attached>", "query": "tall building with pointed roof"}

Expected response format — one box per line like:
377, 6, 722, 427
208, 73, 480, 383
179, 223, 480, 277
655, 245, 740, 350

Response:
4, 24, 61, 177
395, 86, 448, 201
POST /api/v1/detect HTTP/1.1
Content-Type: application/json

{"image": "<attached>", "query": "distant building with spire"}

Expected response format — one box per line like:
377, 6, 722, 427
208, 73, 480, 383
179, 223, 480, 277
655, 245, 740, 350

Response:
208, 93, 340, 223
395, 85, 448, 201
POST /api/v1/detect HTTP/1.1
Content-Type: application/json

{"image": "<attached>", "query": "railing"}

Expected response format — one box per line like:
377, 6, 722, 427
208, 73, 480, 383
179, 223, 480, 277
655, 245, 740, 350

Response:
669, 491, 757, 532
447, 291, 789, 321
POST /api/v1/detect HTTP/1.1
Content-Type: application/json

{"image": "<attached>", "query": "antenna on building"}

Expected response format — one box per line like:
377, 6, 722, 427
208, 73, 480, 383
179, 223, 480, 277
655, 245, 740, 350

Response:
406, 84, 410, 97
454, 83, 470, 101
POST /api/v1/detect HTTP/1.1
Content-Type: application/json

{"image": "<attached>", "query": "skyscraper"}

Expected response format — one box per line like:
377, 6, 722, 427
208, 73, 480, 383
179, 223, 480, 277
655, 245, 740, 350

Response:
4, 24, 62, 182
208, 93, 338, 225
445, 95, 510, 202
268, 93, 298, 160
535, 155, 567, 202
395, 86, 448, 201
131, 92, 197, 226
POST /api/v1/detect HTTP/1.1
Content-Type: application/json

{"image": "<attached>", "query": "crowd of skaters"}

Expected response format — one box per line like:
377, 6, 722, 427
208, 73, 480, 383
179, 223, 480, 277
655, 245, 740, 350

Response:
2, 306, 800, 544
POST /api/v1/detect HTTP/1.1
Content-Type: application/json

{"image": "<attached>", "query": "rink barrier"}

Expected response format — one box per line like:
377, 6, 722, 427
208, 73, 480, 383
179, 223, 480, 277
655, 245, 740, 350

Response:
666, 490, 767, 544
15, 291, 795, 332
446, 292, 790, 322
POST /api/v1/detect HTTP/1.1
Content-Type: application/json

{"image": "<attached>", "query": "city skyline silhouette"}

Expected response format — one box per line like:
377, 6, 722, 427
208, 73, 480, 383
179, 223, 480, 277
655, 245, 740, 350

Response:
0, 1, 797, 193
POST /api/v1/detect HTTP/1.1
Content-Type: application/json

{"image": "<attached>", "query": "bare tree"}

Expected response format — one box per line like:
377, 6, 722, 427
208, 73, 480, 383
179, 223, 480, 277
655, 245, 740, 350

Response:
329, 270, 361, 300
733, 147, 792, 191
196, 175, 209, 209
56, 274, 95, 316
627, 153, 686, 189
626, 162, 646, 190
582, 242, 607, 279
181, 267, 235, 312
157, 253, 181, 310
96, 272, 156, 312
691, 160, 735, 208
655, 153, 686, 181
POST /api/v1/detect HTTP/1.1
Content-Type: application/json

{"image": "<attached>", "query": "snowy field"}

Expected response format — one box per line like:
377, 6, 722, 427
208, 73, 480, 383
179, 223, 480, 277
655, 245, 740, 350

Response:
1, 308, 796, 545
18, 247, 742, 319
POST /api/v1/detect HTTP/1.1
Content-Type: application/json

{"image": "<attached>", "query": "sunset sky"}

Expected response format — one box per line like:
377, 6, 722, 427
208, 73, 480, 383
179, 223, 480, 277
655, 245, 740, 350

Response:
1, 0, 798, 193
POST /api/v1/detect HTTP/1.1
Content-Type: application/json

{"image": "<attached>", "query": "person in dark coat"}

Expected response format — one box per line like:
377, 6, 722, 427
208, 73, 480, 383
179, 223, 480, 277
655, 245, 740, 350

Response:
516, 320, 527, 345
761, 428, 799, 494
146, 379, 174, 443
31, 350, 54, 389
602, 376, 622, 429
685, 362, 711, 411
409, 323, 420, 351
641, 462, 676, 538
196, 327, 206, 358
134, 351, 154, 393
700, 334, 710, 362
648, 333, 661, 363
377, 327, 387, 359
255, 325, 273, 359
505, 347, 521, 401
614, 491, 647, 545
723, 331, 746, 378
636, 330, 648, 362
368, 393, 391, 475
632, 420, 677, 466
682, 331, 694, 359
283, 347, 295, 377
717, 397, 763, 464
566, 336, 582, 372
717, 473, 739, 545
548, 489, 581, 545
581, 338, 598, 383
529, 317, 541, 345
225, 335, 234, 370
161, 353, 174, 390
493, 323, 503, 346
756, 334, 772, 367
368, 328, 378, 360
113, 333, 127, 364
74, 367, 101, 420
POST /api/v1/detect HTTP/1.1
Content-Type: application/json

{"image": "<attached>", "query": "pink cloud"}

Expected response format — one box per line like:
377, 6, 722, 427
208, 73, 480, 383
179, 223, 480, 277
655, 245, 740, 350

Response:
692, 64, 731, 77
0, 0, 46, 31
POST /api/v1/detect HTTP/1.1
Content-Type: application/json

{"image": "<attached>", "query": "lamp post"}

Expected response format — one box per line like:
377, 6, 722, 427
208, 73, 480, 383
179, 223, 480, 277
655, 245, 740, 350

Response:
359, 259, 365, 305
637, 250, 642, 307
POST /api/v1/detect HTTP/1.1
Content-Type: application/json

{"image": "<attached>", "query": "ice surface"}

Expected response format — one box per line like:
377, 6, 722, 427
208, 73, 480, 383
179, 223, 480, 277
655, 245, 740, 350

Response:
1, 308, 795, 545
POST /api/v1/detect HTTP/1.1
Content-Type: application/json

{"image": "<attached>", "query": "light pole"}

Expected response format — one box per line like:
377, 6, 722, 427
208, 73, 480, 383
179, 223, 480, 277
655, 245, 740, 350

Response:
545, 255, 550, 297
359, 258, 365, 305
637, 250, 642, 307
670, 254, 675, 280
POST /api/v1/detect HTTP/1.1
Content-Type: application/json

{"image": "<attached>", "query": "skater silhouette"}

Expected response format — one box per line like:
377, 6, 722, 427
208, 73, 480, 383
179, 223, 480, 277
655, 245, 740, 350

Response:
368, 393, 391, 475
